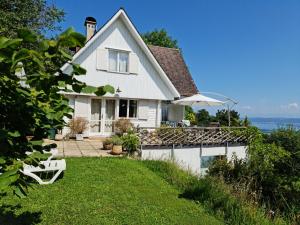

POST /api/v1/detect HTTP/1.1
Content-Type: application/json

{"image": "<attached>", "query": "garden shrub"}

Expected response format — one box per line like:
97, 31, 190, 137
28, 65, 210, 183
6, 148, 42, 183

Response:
142, 160, 287, 225
114, 119, 133, 135
207, 127, 300, 223
121, 133, 140, 154
68, 117, 89, 134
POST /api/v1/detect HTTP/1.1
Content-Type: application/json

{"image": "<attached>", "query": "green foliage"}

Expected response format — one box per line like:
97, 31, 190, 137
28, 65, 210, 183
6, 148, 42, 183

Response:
121, 133, 140, 154
208, 127, 300, 222
186, 112, 197, 125
243, 116, 251, 127
141, 29, 179, 48
111, 135, 123, 146
185, 106, 197, 125
215, 109, 242, 126
103, 138, 112, 145
184, 106, 193, 118
196, 109, 211, 126
0, 0, 65, 38
196, 109, 243, 127
143, 160, 287, 225
0, 28, 114, 196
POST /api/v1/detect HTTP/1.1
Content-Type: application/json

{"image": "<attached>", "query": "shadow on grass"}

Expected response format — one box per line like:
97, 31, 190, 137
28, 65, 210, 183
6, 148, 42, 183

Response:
0, 204, 42, 225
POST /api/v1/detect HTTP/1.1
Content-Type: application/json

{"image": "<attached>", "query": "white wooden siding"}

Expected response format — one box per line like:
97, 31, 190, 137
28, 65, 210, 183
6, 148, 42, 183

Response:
74, 96, 89, 119
65, 18, 175, 100
96, 49, 108, 70
129, 52, 139, 74
131, 100, 158, 127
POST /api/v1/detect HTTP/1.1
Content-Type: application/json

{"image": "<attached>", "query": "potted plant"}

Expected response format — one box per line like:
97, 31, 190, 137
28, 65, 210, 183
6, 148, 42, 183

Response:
103, 138, 113, 150
122, 133, 140, 156
114, 118, 133, 135
111, 135, 123, 155
68, 117, 89, 141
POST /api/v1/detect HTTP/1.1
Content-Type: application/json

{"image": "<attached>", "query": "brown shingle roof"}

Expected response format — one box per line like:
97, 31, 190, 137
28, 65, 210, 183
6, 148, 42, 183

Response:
148, 45, 198, 97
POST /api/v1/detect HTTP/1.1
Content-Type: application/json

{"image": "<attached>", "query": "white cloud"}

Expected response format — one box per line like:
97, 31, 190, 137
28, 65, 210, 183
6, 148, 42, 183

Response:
280, 102, 299, 111
287, 102, 299, 109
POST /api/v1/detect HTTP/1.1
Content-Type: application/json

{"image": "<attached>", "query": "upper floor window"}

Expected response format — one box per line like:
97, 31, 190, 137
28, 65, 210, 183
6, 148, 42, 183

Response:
109, 49, 129, 73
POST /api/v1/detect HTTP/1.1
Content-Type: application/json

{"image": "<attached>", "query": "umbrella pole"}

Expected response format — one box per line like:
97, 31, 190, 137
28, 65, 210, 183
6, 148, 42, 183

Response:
228, 104, 231, 127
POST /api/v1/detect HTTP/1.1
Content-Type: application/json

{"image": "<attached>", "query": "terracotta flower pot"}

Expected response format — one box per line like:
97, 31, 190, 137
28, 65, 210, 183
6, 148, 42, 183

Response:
111, 145, 122, 155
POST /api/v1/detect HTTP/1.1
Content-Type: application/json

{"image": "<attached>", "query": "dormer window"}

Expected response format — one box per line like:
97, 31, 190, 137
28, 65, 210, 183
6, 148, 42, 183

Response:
108, 49, 129, 73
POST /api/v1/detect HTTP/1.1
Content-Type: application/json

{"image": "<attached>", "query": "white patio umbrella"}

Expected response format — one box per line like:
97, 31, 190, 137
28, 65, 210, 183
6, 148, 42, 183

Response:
173, 93, 225, 106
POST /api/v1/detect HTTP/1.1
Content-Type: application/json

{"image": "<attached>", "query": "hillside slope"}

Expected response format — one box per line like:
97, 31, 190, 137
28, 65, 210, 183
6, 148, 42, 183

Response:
0, 158, 222, 225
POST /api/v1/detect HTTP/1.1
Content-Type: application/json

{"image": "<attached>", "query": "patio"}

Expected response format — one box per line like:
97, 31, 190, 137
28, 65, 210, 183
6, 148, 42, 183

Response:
44, 138, 112, 157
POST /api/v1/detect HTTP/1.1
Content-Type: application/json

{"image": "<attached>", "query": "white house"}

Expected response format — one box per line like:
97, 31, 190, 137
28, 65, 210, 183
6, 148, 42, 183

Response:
62, 8, 198, 137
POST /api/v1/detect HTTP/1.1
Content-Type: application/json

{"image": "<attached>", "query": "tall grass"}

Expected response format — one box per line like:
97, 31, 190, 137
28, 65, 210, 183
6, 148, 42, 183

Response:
142, 160, 289, 225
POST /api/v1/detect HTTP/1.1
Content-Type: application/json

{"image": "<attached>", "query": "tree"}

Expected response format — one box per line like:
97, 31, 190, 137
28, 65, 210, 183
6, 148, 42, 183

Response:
0, 28, 114, 196
184, 106, 196, 125
196, 109, 211, 126
141, 29, 178, 48
215, 109, 242, 127
0, 0, 64, 38
243, 116, 251, 127
184, 106, 193, 119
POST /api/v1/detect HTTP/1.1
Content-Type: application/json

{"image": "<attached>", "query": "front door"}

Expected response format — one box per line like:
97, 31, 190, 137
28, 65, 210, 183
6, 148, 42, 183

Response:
90, 99, 116, 135
90, 99, 102, 134
104, 99, 116, 134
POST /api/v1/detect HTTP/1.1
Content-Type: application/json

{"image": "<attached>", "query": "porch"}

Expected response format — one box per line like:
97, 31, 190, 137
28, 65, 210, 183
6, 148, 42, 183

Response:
137, 126, 250, 146
66, 94, 185, 137
138, 126, 251, 175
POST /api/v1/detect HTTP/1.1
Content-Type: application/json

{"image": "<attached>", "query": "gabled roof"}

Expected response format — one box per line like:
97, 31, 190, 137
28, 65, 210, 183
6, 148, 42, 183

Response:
61, 8, 180, 98
148, 45, 198, 97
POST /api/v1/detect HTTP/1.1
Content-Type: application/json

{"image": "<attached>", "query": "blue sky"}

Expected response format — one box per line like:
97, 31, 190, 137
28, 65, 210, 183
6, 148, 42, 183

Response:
51, 0, 300, 117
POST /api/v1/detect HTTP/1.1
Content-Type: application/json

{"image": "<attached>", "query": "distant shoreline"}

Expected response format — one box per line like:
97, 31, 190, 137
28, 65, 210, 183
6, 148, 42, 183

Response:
248, 117, 300, 133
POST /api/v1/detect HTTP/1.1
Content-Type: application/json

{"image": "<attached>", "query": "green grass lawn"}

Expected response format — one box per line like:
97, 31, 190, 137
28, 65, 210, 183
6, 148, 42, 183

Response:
0, 158, 222, 225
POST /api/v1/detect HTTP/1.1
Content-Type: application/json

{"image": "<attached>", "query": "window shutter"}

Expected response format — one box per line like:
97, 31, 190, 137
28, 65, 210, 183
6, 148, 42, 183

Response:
138, 100, 148, 120
96, 49, 108, 70
129, 52, 139, 74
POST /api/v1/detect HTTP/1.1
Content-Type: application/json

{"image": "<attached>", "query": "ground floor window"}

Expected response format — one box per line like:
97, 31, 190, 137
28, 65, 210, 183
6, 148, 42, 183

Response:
119, 99, 138, 118
119, 99, 128, 117
200, 155, 225, 169
161, 104, 168, 121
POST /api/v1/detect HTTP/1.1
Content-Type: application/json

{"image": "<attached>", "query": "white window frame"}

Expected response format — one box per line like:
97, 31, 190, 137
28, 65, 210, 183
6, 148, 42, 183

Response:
108, 49, 129, 73
118, 99, 138, 119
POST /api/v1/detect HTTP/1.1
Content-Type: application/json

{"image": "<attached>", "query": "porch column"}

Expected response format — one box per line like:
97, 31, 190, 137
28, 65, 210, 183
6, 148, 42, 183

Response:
156, 100, 161, 127
115, 99, 119, 120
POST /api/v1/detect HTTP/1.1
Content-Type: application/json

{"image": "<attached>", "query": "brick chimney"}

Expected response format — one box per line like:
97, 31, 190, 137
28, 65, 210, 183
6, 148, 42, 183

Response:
84, 17, 97, 41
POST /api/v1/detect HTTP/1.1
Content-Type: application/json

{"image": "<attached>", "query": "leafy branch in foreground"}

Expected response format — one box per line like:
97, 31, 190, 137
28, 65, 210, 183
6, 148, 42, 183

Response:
0, 28, 114, 197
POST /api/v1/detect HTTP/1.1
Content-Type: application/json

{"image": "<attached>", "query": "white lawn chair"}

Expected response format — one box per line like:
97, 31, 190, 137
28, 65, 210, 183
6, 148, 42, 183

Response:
25, 148, 58, 161
21, 159, 66, 185
43, 148, 58, 161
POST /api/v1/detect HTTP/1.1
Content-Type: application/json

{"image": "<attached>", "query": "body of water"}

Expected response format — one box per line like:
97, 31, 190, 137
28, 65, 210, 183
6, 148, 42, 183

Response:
249, 117, 300, 133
